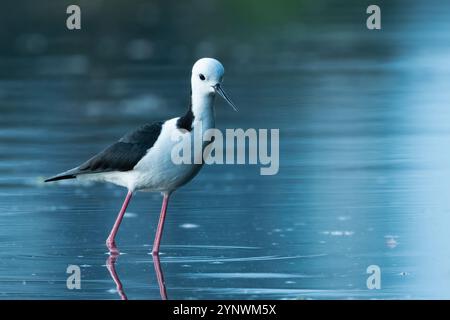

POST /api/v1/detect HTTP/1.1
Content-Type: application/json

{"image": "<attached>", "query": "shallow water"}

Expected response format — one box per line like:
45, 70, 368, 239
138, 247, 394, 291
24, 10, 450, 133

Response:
1, 0, 450, 299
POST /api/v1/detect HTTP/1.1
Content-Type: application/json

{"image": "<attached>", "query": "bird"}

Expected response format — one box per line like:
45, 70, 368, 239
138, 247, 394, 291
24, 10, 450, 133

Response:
45, 58, 238, 255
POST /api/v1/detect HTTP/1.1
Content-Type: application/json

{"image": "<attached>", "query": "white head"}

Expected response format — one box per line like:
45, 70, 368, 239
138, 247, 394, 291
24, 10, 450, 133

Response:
191, 58, 238, 111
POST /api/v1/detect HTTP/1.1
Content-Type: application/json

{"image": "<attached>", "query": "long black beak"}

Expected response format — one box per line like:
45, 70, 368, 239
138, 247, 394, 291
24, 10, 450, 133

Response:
213, 84, 238, 112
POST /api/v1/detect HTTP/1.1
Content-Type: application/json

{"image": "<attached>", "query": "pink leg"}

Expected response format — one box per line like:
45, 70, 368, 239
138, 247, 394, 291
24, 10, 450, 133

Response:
106, 190, 133, 253
152, 254, 168, 300
152, 193, 170, 255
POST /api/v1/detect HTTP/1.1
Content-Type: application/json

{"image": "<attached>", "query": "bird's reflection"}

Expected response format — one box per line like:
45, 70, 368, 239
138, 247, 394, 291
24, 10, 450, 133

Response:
105, 249, 168, 300
152, 253, 168, 300
106, 253, 128, 300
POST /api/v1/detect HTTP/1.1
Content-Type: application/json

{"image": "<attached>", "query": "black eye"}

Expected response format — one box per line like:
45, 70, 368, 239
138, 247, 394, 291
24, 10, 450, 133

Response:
199, 74, 206, 81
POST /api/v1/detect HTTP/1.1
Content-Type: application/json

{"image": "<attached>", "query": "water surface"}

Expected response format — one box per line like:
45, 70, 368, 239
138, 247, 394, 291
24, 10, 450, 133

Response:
1, 0, 450, 299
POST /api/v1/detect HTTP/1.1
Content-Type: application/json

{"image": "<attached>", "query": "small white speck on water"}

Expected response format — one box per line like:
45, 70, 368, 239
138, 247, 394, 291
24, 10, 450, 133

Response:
285, 281, 296, 284
210, 261, 223, 265
338, 216, 351, 221
385, 235, 399, 248
180, 223, 199, 229
322, 230, 354, 236
386, 238, 398, 248
182, 265, 191, 268
107, 289, 117, 294
124, 212, 138, 218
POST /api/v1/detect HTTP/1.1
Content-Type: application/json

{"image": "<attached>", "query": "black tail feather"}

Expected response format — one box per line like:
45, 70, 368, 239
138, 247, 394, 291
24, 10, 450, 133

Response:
44, 174, 77, 182
44, 167, 81, 182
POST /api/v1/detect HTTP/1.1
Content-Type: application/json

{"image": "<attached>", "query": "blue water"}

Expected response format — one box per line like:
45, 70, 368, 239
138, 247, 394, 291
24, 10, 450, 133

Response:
1, 0, 450, 299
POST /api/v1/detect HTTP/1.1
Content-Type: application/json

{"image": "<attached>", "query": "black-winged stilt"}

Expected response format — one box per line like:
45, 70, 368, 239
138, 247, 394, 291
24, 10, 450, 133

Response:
45, 58, 237, 255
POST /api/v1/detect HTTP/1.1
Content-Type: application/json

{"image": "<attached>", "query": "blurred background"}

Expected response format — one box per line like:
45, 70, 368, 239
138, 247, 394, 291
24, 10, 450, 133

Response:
1, 0, 450, 299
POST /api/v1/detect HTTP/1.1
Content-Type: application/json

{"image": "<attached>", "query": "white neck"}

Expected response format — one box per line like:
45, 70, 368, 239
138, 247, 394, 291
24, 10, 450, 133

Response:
191, 91, 216, 131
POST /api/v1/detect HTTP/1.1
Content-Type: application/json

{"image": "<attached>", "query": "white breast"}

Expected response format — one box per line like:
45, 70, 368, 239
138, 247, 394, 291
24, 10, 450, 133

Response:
112, 115, 213, 192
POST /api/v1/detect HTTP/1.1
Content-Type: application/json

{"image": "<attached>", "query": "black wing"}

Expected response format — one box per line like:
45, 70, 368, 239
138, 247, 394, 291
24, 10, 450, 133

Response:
45, 122, 163, 182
